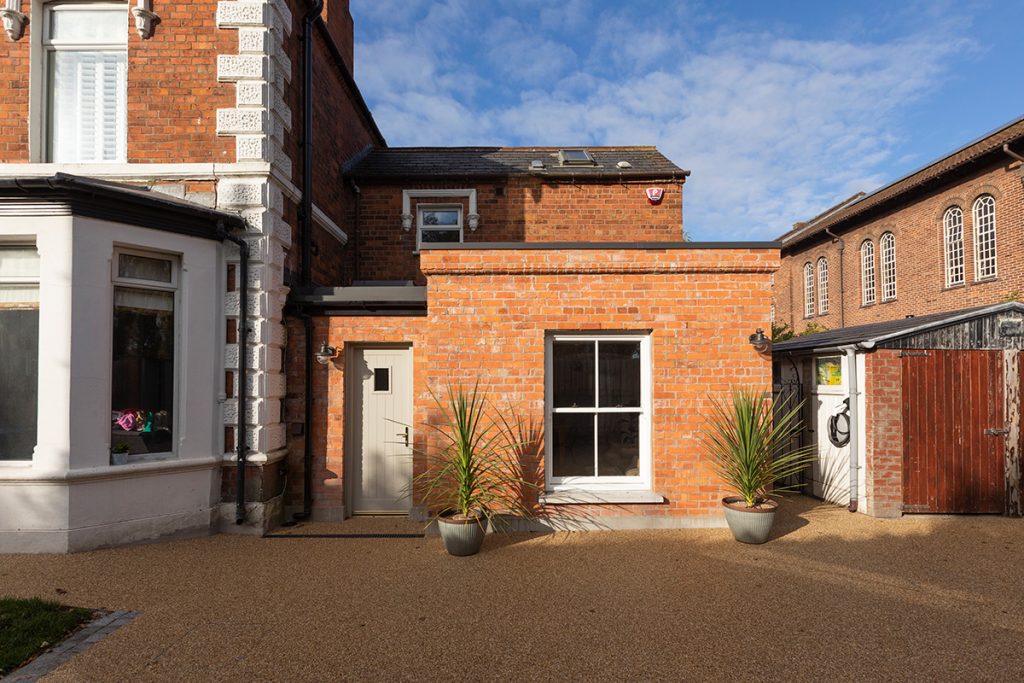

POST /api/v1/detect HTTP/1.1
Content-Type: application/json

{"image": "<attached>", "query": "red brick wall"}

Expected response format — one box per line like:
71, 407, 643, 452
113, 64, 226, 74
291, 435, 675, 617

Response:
862, 349, 903, 518
284, 5, 382, 286
775, 160, 1024, 333
354, 178, 685, 283
0, 3, 235, 163
289, 246, 777, 521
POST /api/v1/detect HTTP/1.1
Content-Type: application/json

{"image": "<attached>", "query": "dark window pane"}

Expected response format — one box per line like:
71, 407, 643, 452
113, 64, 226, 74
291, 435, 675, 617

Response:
111, 287, 174, 456
598, 341, 641, 407
420, 229, 461, 243
420, 209, 459, 226
118, 253, 172, 282
597, 413, 640, 476
0, 293, 39, 461
552, 341, 594, 408
551, 413, 594, 477
373, 367, 390, 392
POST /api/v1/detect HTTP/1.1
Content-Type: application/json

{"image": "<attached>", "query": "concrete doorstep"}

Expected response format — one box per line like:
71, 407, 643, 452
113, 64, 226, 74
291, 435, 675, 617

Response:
2, 609, 138, 683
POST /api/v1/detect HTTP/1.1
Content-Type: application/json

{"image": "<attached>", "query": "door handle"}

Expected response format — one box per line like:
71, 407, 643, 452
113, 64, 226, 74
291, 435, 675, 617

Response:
396, 427, 410, 447
984, 427, 1009, 436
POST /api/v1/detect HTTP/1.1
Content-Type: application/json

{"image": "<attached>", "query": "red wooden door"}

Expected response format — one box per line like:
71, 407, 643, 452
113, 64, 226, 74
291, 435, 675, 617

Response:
902, 350, 1005, 513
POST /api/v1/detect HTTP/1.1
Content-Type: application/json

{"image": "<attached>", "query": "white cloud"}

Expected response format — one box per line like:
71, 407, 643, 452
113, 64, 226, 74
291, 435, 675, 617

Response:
353, 2, 971, 240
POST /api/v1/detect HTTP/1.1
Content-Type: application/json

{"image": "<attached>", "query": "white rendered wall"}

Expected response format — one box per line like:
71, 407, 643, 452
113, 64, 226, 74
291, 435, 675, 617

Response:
0, 214, 224, 552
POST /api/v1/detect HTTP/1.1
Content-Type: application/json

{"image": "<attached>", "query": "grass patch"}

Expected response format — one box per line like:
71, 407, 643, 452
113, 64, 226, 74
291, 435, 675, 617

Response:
0, 597, 93, 675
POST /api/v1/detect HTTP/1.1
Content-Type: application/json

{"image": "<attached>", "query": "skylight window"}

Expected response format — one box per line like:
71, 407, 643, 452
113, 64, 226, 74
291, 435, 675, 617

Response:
558, 149, 595, 166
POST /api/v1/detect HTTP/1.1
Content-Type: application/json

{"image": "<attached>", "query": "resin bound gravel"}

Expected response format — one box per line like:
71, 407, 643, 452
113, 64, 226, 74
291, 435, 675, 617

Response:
1, 496, 1023, 681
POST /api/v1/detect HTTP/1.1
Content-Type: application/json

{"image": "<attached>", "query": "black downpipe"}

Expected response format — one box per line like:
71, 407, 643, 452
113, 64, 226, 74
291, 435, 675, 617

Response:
218, 223, 250, 525
296, 0, 324, 521
351, 179, 361, 282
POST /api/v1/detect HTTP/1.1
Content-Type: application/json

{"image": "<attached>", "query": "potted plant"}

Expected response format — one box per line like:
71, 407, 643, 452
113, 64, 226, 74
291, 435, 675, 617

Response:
702, 389, 815, 544
414, 382, 536, 556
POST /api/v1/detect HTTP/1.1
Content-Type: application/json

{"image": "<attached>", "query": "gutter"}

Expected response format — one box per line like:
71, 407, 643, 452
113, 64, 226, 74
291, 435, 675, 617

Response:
217, 223, 250, 525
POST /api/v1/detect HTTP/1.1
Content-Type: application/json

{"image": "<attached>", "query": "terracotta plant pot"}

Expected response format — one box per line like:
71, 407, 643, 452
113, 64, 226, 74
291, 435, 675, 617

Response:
722, 496, 778, 544
437, 510, 487, 556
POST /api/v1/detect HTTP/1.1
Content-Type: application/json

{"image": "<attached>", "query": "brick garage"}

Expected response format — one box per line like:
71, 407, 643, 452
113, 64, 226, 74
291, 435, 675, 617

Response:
289, 243, 778, 527
773, 303, 1024, 519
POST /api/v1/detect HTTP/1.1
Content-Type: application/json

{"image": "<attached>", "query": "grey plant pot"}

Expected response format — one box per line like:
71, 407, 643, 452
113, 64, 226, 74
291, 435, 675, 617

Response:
722, 497, 777, 544
438, 513, 487, 556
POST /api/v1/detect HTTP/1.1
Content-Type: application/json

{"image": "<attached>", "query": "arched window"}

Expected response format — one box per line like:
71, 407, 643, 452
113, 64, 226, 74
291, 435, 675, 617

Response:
943, 206, 964, 287
880, 232, 896, 301
803, 262, 815, 318
861, 240, 876, 306
973, 195, 997, 280
817, 257, 829, 315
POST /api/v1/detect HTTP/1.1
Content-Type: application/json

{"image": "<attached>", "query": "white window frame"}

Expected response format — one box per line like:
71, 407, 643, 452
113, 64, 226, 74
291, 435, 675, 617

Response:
0, 243, 41, 464
817, 257, 829, 315
110, 247, 180, 462
37, 1, 129, 163
880, 232, 896, 302
972, 195, 997, 281
544, 333, 652, 493
943, 206, 965, 287
861, 240, 876, 306
803, 262, 815, 318
415, 203, 463, 252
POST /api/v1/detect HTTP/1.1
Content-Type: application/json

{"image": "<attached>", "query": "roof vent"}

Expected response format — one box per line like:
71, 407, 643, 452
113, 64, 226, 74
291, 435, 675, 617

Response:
530, 160, 545, 170
616, 160, 632, 169
558, 149, 595, 166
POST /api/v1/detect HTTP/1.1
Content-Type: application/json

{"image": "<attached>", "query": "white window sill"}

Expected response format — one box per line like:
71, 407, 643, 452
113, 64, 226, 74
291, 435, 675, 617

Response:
539, 490, 665, 505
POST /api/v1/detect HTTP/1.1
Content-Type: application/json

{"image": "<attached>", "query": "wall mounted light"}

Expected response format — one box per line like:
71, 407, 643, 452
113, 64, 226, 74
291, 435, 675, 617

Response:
748, 328, 771, 354
314, 340, 336, 365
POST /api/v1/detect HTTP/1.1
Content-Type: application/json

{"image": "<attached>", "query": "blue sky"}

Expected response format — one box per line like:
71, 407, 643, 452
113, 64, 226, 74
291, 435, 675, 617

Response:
350, 0, 1024, 241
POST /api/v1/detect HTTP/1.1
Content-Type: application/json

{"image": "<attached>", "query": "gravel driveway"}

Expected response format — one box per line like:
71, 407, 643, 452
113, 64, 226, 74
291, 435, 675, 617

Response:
1, 496, 1022, 681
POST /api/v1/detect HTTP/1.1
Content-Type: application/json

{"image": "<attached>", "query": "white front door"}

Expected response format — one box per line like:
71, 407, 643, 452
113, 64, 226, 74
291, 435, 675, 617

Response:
351, 347, 413, 514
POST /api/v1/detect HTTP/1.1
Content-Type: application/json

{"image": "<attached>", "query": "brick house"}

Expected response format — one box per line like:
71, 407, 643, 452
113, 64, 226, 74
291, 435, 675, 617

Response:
0, 1, 777, 551
774, 116, 1024, 334
771, 117, 1024, 519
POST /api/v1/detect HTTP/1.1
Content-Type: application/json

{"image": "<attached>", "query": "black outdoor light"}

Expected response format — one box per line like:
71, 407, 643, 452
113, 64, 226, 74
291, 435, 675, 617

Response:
314, 340, 337, 365
748, 328, 771, 354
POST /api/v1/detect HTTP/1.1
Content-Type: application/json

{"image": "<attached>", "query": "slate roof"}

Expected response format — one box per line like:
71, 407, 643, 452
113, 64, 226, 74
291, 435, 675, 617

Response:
778, 114, 1024, 248
773, 302, 1024, 353
346, 146, 689, 180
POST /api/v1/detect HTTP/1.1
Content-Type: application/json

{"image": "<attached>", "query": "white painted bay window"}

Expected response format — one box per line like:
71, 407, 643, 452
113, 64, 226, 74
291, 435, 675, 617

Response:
545, 334, 651, 491
110, 250, 177, 459
44, 2, 128, 162
0, 246, 40, 461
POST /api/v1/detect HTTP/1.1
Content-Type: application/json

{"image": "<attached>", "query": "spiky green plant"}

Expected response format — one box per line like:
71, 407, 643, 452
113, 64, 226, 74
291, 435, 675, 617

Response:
413, 382, 537, 528
701, 389, 816, 508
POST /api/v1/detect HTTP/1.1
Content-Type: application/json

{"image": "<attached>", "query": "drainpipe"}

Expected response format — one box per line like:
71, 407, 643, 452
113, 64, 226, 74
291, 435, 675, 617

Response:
825, 228, 845, 328
217, 223, 250, 525
295, 0, 324, 521
350, 179, 362, 283
839, 340, 874, 512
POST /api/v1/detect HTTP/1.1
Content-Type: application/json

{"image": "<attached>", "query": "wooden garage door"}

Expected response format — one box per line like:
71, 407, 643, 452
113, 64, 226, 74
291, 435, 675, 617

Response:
902, 350, 1005, 513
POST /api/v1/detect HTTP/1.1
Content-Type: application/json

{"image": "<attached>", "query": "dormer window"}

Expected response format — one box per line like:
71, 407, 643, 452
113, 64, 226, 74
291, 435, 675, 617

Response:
558, 149, 595, 166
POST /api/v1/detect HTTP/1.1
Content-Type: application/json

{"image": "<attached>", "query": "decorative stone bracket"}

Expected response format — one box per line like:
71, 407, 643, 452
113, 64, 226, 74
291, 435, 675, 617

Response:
401, 188, 479, 232
1, 0, 27, 42
131, 0, 159, 39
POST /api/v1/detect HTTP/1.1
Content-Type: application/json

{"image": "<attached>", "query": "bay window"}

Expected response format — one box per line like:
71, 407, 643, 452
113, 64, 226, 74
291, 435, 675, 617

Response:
0, 246, 40, 461
545, 334, 651, 491
110, 250, 176, 458
44, 2, 128, 162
